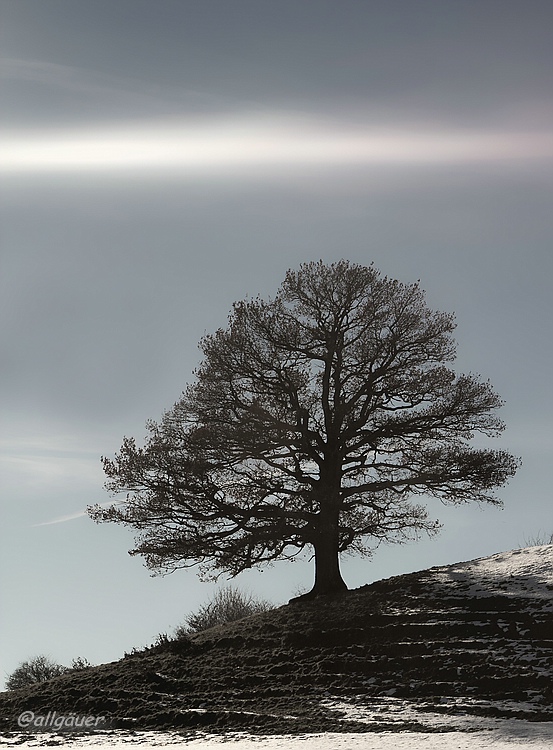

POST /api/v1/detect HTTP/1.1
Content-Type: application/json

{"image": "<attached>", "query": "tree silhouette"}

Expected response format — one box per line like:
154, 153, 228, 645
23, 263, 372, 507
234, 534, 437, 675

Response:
6, 655, 67, 690
89, 261, 519, 597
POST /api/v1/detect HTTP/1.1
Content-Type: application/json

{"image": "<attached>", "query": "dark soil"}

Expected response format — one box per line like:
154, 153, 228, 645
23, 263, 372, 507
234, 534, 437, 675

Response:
1, 564, 552, 734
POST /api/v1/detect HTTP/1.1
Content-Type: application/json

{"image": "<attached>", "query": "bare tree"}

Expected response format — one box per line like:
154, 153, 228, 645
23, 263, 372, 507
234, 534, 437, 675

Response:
6, 655, 67, 690
175, 585, 273, 636
89, 261, 519, 598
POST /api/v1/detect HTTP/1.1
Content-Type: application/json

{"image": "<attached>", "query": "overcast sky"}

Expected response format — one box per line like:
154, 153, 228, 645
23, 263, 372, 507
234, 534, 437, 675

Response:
1, 0, 552, 688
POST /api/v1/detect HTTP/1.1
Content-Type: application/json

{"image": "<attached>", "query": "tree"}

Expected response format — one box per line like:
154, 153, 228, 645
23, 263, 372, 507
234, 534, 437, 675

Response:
175, 585, 273, 636
6, 655, 67, 690
89, 260, 519, 598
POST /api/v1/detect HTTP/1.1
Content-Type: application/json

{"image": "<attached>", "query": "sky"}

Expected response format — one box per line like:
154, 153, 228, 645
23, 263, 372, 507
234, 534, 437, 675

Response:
1, 0, 552, 689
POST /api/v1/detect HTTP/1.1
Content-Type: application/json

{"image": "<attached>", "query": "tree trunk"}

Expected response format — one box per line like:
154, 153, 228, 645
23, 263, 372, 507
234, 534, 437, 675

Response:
295, 509, 348, 600
312, 526, 348, 595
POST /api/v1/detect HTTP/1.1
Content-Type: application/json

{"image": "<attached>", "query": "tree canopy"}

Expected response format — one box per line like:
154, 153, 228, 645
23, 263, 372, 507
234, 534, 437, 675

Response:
89, 260, 519, 597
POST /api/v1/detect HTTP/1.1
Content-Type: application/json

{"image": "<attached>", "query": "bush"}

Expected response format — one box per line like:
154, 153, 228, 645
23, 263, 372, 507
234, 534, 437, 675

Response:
6, 655, 68, 690
523, 531, 553, 547
70, 656, 92, 671
175, 585, 274, 636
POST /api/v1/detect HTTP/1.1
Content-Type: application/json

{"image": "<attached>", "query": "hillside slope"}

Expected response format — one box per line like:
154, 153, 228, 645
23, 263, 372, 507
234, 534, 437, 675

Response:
1, 546, 552, 734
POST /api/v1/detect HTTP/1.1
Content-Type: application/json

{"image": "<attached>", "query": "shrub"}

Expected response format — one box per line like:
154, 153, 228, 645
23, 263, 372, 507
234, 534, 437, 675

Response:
70, 656, 92, 670
175, 585, 274, 636
523, 531, 553, 547
6, 655, 68, 690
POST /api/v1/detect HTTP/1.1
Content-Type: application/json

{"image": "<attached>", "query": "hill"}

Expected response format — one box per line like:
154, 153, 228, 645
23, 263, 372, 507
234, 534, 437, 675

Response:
1, 546, 552, 735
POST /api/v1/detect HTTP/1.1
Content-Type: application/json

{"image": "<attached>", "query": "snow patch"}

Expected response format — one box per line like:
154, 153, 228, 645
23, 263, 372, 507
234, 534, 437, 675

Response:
427, 545, 553, 601
2, 725, 553, 749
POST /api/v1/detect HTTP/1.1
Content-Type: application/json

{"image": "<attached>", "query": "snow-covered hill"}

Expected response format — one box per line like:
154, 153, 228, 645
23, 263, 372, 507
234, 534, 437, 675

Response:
1, 545, 552, 744
428, 544, 553, 603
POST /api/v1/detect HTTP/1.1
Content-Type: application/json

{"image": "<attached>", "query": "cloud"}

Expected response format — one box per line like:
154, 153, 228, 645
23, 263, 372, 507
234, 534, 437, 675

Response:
32, 501, 118, 527
0, 431, 105, 493
1, 58, 101, 89
32, 509, 90, 526
0, 434, 112, 528
2, 113, 552, 176
0, 57, 222, 105
0, 57, 252, 126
